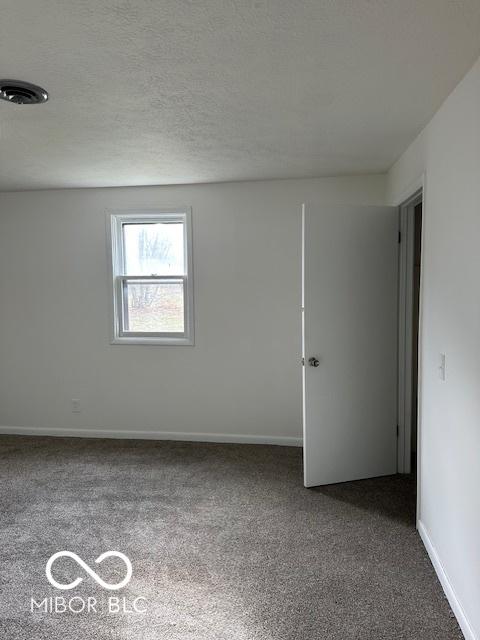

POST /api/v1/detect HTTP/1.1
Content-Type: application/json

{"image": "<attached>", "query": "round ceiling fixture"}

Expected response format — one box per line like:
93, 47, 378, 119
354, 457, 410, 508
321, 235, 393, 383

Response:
0, 80, 48, 105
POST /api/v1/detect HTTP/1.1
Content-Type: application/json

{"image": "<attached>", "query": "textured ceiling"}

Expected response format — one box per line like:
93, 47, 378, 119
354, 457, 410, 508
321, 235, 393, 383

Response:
1, 1, 480, 190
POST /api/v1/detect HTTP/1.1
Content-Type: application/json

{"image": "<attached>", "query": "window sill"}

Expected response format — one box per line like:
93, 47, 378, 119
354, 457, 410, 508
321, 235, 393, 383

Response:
111, 336, 194, 346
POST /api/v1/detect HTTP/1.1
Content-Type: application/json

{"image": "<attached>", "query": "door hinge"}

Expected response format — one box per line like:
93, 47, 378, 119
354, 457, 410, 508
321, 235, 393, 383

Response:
396, 424, 399, 437
398, 231, 402, 244
301, 357, 305, 366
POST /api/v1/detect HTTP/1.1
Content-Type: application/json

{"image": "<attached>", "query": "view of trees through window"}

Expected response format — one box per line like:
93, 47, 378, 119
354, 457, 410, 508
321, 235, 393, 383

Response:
123, 222, 185, 333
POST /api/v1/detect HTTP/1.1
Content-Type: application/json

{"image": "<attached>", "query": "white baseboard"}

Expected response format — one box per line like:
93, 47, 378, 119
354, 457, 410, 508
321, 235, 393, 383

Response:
0, 425, 302, 447
418, 520, 476, 640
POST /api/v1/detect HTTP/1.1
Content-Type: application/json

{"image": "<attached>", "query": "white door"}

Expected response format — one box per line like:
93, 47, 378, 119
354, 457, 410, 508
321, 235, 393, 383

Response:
302, 203, 398, 487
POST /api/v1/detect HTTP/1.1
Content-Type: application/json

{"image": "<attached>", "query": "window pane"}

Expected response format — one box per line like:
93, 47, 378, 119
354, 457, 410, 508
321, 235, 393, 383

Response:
123, 280, 184, 333
123, 222, 184, 275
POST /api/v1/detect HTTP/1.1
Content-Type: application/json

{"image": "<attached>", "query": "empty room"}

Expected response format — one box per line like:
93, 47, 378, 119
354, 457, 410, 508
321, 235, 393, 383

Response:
1, 2, 479, 639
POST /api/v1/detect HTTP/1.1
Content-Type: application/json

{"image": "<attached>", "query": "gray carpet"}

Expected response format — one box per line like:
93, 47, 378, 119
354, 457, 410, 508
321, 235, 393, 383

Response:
0, 435, 462, 640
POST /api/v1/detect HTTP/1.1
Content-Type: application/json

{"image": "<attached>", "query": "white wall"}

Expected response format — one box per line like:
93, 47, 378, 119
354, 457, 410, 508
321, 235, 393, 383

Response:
388, 56, 480, 640
0, 175, 385, 445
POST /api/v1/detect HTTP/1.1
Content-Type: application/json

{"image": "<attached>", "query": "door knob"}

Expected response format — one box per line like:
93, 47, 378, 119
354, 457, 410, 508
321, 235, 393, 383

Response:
308, 357, 320, 367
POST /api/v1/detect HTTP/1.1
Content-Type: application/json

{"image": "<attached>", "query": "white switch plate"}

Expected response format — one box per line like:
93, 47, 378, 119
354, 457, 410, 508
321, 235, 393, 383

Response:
439, 353, 446, 381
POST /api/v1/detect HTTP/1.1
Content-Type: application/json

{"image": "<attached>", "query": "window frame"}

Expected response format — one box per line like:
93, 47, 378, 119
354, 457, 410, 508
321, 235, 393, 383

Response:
107, 208, 194, 346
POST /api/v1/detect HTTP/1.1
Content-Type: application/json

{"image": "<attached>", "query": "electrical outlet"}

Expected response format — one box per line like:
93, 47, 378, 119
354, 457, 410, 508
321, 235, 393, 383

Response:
71, 399, 81, 413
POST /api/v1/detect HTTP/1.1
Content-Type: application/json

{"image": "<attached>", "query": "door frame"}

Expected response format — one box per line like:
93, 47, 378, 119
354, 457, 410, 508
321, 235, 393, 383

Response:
395, 173, 426, 527
397, 189, 422, 474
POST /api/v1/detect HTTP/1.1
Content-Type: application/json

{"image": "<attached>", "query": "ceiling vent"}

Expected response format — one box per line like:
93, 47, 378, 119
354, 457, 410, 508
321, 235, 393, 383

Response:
0, 80, 48, 105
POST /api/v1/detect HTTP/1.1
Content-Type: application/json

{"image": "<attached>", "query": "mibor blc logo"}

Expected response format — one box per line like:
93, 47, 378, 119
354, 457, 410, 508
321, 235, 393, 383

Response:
30, 551, 147, 615
46, 551, 132, 590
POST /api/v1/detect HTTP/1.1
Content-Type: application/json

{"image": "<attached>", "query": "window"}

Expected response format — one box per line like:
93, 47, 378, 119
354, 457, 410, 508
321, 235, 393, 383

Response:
108, 209, 194, 345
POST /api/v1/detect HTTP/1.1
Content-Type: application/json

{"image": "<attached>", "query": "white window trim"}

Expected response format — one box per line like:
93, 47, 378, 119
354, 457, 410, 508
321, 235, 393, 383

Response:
107, 208, 194, 346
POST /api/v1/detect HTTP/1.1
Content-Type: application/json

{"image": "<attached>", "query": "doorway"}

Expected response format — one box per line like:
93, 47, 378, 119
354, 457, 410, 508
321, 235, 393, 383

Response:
301, 197, 423, 490
411, 201, 422, 471
397, 190, 423, 478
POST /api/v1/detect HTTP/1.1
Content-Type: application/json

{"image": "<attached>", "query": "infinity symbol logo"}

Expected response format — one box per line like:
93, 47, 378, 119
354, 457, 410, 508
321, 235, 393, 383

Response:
46, 551, 132, 591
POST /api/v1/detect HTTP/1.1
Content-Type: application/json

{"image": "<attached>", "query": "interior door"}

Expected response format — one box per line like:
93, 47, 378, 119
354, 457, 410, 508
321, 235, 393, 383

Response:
302, 203, 398, 487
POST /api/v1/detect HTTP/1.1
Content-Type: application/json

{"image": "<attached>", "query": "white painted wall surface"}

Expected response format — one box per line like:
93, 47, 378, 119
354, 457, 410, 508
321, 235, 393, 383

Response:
388, 56, 480, 640
0, 176, 385, 445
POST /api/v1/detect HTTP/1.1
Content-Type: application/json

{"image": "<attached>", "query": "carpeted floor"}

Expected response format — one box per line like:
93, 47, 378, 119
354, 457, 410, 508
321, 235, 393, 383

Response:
0, 435, 462, 640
